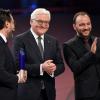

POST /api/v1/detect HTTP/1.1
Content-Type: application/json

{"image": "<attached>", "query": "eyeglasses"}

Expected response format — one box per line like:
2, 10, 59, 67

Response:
32, 19, 50, 25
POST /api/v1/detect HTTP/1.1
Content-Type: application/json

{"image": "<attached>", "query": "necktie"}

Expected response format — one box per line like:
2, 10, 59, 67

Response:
38, 36, 45, 89
38, 36, 43, 58
84, 39, 90, 50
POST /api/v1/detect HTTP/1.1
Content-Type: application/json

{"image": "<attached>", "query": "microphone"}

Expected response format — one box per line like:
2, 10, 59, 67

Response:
19, 48, 25, 69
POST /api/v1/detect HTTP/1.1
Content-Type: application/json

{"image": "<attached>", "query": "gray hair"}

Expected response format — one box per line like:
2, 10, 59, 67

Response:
31, 8, 51, 20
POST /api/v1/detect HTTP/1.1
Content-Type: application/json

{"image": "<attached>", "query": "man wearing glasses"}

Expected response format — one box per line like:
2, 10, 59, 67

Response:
13, 8, 65, 100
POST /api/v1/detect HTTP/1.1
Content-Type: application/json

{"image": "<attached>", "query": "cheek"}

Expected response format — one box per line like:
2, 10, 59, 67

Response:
46, 24, 49, 28
89, 26, 92, 30
75, 27, 82, 32
78, 27, 84, 32
38, 28, 48, 33
11, 23, 15, 29
79, 28, 84, 32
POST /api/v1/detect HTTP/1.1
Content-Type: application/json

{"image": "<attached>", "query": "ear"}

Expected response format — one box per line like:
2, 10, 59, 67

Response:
30, 19, 33, 25
5, 21, 9, 28
73, 24, 76, 30
30, 20, 32, 25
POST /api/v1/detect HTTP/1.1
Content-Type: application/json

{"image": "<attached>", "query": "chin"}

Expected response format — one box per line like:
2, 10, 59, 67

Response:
39, 31, 47, 34
83, 33, 90, 36
37, 32, 44, 36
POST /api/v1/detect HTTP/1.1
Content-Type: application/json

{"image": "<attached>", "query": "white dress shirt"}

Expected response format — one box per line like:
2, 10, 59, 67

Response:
0, 33, 7, 43
30, 28, 54, 77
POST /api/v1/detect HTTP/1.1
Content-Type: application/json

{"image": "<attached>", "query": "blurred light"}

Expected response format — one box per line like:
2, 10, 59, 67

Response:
30, 3, 37, 9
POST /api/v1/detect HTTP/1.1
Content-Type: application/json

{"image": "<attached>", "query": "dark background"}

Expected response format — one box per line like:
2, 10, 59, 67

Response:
0, 0, 100, 100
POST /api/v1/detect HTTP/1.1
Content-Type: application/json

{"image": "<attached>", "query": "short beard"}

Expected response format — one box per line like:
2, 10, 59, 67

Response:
7, 32, 13, 40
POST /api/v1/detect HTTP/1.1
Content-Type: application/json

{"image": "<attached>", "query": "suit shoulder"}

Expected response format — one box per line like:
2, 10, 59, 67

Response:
64, 37, 76, 46
15, 30, 30, 39
46, 34, 56, 39
45, 34, 58, 42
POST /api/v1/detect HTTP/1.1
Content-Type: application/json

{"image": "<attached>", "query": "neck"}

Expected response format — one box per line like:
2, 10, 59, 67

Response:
77, 34, 90, 40
0, 29, 7, 38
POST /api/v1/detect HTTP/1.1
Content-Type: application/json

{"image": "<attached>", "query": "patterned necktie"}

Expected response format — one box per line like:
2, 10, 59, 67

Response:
38, 36, 43, 58
84, 39, 90, 50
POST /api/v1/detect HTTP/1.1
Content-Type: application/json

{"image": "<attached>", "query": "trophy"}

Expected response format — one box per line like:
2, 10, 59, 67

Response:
19, 48, 27, 83
19, 48, 25, 69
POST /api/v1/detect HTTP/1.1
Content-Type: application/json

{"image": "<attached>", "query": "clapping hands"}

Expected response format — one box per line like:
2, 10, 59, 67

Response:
42, 60, 56, 75
91, 37, 97, 54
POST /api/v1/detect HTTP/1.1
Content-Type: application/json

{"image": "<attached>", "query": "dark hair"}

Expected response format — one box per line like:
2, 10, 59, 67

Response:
73, 11, 91, 24
0, 9, 12, 29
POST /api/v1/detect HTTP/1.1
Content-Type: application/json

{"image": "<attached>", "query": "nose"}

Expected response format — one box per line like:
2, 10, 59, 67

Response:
41, 22, 49, 28
84, 25, 89, 29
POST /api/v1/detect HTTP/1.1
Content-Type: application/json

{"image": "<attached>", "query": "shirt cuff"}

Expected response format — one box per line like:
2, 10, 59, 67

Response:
50, 72, 54, 78
40, 64, 44, 76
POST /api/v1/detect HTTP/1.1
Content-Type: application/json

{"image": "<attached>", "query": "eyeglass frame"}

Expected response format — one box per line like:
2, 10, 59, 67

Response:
31, 19, 50, 25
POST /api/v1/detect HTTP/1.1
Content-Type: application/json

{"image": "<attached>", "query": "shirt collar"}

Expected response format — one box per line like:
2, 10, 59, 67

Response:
30, 28, 44, 40
0, 33, 7, 43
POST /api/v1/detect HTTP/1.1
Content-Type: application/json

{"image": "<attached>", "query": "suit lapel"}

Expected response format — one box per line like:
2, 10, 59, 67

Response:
73, 36, 88, 57
76, 37, 87, 51
44, 35, 51, 59
27, 31, 42, 59
0, 36, 16, 72
0, 36, 6, 44
76, 35, 95, 52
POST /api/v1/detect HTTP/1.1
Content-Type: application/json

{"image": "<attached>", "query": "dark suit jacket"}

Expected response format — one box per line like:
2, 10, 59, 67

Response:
63, 35, 100, 100
13, 30, 64, 100
0, 36, 18, 100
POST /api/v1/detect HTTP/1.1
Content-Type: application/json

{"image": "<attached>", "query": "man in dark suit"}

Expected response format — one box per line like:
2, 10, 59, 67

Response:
13, 8, 65, 100
0, 9, 27, 100
63, 11, 100, 100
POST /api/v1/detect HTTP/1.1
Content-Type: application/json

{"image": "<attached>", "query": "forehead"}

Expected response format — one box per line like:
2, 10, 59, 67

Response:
36, 13, 50, 19
75, 15, 91, 24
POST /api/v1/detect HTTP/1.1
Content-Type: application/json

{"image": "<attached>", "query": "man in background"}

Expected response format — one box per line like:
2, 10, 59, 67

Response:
0, 8, 27, 100
63, 11, 100, 100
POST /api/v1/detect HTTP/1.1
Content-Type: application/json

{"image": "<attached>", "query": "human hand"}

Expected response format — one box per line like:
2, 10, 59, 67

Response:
91, 37, 97, 54
17, 70, 27, 83
47, 63, 56, 73
42, 60, 56, 75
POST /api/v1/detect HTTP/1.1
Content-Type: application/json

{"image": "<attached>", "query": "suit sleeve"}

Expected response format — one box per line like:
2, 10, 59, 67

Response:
13, 36, 41, 77
63, 43, 96, 76
95, 38, 100, 61
0, 45, 18, 88
53, 40, 65, 77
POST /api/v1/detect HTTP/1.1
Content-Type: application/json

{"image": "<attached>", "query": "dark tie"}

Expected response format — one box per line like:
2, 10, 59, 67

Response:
38, 36, 45, 89
84, 39, 90, 50
38, 36, 43, 58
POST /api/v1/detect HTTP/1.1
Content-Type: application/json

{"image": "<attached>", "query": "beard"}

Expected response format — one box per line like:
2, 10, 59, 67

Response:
7, 31, 13, 40
7, 27, 15, 40
76, 29, 91, 39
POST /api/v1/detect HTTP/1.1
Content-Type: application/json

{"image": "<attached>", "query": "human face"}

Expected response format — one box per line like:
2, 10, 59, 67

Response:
30, 13, 50, 36
73, 15, 92, 38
